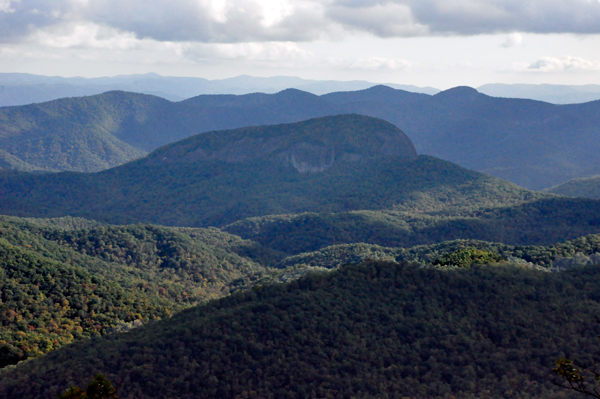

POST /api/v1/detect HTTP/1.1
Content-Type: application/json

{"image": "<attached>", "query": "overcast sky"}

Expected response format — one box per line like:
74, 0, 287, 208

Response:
1, 0, 600, 89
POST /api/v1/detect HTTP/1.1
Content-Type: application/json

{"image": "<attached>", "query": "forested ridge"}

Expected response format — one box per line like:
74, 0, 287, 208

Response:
278, 233, 600, 271
0, 115, 545, 227
225, 196, 600, 256
3, 85, 600, 188
0, 216, 276, 367
3, 210, 600, 373
546, 175, 600, 199
1, 260, 599, 398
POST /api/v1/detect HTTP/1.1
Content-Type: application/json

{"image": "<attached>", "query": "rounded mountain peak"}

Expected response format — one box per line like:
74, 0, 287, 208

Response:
149, 114, 417, 173
434, 86, 480, 101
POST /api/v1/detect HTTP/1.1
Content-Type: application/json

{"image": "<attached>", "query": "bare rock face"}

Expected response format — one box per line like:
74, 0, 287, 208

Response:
277, 143, 336, 173
151, 114, 418, 173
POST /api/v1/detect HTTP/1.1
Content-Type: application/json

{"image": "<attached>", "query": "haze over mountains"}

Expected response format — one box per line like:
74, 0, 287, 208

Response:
0, 73, 439, 107
2, 85, 600, 188
478, 83, 600, 104
3, 73, 600, 108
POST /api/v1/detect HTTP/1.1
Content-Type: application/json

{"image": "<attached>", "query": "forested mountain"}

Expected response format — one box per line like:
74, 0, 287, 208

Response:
0, 89, 343, 172
0, 86, 600, 189
1, 259, 598, 398
4, 80, 600, 399
0, 115, 544, 228
337, 86, 600, 189
224, 196, 600, 256
0, 91, 162, 172
278, 233, 600, 271
0, 215, 275, 368
545, 175, 600, 199
3, 210, 600, 386
3, 114, 600, 255
2, 85, 600, 188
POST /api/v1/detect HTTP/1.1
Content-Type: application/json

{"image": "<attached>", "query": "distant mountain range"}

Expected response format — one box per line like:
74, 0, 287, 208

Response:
2, 86, 600, 188
0, 73, 439, 107
478, 83, 600, 104
3, 73, 600, 108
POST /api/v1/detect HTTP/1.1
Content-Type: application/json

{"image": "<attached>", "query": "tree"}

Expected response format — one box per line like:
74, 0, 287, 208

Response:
432, 247, 504, 268
57, 374, 117, 399
553, 357, 600, 397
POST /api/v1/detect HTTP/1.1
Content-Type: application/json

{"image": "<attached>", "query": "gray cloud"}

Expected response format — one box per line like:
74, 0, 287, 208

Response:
0, 0, 69, 42
80, 0, 326, 42
526, 56, 600, 72
405, 0, 600, 35
2, 0, 600, 45
327, 2, 428, 37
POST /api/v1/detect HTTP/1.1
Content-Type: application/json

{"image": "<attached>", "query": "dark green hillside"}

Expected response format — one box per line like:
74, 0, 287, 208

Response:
1, 261, 598, 398
0, 115, 541, 227
0, 217, 269, 303
225, 196, 600, 255
0, 149, 41, 171
278, 233, 600, 270
545, 175, 600, 199
0, 91, 160, 172
0, 216, 276, 367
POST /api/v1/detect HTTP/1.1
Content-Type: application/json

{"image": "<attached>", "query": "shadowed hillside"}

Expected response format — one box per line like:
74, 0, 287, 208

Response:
2, 86, 600, 188
0, 115, 540, 227
223, 196, 600, 256
0, 260, 597, 398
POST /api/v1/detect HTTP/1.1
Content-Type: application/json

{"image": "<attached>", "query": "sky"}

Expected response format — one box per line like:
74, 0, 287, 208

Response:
1, 0, 600, 89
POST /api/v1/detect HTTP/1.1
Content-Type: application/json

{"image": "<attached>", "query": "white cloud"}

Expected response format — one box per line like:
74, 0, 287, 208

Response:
327, 56, 412, 70
501, 32, 523, 48
351, 57, 412, 70
29, 22, 141, 50
526, 56, 600, 72
184, 41, 314, 62
11, 20, 315, 67
0, 0, 16, 13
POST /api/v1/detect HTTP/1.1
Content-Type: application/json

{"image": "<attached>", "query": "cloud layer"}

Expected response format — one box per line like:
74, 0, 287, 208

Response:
526, 56, 600, 72
2, 0, 600, 46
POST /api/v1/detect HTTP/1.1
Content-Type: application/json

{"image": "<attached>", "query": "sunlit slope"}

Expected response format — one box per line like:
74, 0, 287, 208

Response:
545, 175, 600, 199
224, 196, 600, 255
0, 216, 272, 367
